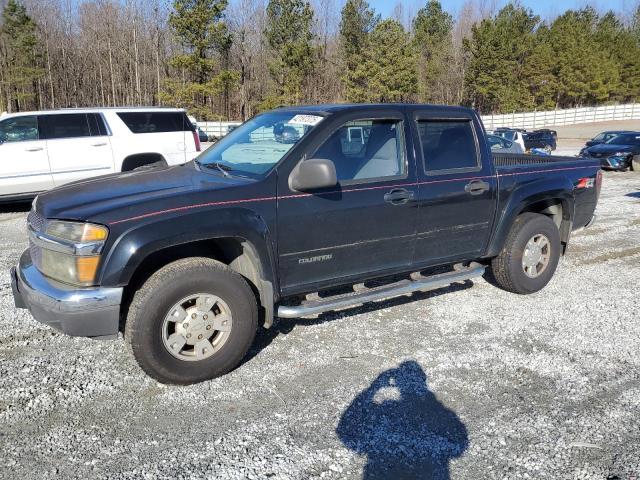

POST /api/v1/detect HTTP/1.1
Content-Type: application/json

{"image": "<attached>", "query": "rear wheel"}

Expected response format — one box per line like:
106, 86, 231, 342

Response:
489, 213, 561, 294
125, 257, 258, 384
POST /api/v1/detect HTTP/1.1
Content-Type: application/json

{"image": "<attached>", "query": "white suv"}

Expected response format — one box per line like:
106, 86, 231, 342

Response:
0, 107, 201, 202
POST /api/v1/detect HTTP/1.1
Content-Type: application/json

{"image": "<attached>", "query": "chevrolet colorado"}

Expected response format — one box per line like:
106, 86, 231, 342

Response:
11, 104, 601, 384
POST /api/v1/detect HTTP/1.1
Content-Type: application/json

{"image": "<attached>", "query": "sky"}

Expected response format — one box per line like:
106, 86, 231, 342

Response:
368, 0, 636, 20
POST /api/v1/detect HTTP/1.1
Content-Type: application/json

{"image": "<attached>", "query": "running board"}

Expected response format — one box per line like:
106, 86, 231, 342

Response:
277, 263, 486, 319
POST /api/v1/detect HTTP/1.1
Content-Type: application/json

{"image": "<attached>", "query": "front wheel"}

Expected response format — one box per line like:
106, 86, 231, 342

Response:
125, 258, 258, 384
489, 213, 561, 294
631, 155, 640, 172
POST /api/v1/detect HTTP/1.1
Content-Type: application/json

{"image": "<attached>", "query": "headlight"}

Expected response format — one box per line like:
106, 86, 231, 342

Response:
46, 221, 108, 243
611, 152, 629, 158
33, 221, 108, 287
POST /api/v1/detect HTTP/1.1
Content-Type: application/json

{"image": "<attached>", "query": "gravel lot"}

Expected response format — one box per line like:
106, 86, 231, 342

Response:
1, 170, 639, 479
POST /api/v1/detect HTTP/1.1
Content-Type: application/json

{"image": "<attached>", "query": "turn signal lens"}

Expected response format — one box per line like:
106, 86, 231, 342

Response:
76, 256, 101, 284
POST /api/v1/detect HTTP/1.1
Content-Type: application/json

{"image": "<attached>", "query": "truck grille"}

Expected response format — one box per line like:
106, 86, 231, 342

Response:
27, 209, 45, 270
27, 209, 46, 232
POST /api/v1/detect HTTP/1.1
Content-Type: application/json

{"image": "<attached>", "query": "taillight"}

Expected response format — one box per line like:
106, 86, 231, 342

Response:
192, 130, 201, 152
595, 169, 603, 200
576, 177, 594, 189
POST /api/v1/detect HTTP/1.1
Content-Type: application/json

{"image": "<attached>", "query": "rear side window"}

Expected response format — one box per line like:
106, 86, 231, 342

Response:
0, 116, 39, 143
88, 113, 109, 136
417, 119, 479, 172
40, 114, 91, 140
117, 112, 193, 134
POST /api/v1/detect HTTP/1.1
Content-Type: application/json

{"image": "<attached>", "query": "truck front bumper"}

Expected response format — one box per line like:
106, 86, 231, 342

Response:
11, 249, 123, 338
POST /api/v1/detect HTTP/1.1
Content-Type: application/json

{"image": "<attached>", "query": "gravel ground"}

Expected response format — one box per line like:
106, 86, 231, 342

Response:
1, 171, 639, 480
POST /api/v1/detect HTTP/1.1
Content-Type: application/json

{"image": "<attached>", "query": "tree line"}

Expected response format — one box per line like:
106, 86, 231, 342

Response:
1, 0, 640, 120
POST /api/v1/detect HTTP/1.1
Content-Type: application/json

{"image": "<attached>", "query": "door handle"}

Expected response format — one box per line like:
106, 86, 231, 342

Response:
384, 188, 414, 205
464, 180, 490, 196
25, 147, 43, 152
91, 142, 107, 147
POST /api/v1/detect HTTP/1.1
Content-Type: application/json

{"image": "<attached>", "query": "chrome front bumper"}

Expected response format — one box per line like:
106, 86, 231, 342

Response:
11, 249, 123, 338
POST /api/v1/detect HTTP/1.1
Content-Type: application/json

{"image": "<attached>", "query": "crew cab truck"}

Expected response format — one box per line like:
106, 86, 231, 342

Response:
10, 104, 601, 385
0, 107, 200, 202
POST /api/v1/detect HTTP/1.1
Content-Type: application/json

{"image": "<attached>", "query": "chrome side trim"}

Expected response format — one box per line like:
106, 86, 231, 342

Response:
277, 264, 486, 318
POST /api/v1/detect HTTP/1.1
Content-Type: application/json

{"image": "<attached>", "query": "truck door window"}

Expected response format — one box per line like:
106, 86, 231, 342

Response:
40, 114, 91, 140
313, 119, 406, 183
417, 119, 479, 173
0, 116, 39, 143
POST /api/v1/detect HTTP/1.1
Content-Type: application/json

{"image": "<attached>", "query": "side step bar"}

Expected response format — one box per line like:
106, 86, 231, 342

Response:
277, 263, 486, 319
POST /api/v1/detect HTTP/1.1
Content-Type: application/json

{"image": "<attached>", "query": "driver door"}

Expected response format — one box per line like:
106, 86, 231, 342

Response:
0, 115, 54, 198
276, 112, 418, 295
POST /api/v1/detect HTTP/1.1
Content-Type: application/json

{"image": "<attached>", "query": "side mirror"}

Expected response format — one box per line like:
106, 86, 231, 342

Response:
290, 158, 338, 191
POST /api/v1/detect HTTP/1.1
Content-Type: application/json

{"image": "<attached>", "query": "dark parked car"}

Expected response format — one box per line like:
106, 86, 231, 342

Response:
534, 129, 558, 141
583, 130, 636, 149
524, 130, 557, 152
197, 127, 209, 143
11, 104, 601, 385
581, 132, 640, 171
495, 126, 527, 134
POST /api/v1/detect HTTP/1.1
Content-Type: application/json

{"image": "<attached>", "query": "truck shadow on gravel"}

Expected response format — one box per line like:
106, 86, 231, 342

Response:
0, 201, 31, 214
336, 361, 468, 480
243, 281, 475, 366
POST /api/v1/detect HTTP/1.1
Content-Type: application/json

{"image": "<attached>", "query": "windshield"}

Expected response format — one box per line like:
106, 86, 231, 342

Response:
605, 133, 640, 146
495, 131, 516, 141
195, 112, 324, 176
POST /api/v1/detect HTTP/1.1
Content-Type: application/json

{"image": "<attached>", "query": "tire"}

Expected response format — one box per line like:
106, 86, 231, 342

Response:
125, 257, 258, 385
631, 155, 640, 172
489, 213, 561, 294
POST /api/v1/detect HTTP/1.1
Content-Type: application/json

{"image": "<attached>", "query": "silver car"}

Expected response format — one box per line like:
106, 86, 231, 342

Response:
486, 134, 524, 154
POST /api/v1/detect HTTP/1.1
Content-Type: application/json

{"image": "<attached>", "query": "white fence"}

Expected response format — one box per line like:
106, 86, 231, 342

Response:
198, 103, 640, 137
481, 103, 640, 130
198, 121, 242, 138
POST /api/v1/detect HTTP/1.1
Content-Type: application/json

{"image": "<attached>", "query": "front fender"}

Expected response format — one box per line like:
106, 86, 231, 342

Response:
98, 207, 277, 291
486, 175, 575, 258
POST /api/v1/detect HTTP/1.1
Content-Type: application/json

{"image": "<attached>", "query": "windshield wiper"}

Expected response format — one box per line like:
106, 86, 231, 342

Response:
196, 159, 233, 177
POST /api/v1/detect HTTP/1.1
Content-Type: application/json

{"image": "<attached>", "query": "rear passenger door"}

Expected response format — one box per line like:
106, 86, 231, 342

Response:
41, 113, 115, 185
411, 111, 497, 267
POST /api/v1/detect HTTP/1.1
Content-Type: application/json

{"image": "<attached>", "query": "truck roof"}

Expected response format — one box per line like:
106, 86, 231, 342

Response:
0, 106, 186, 119
272, 103, 475, 116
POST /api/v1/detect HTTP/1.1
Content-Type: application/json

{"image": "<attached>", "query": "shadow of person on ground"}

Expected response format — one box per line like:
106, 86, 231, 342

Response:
337, 361, 468, 480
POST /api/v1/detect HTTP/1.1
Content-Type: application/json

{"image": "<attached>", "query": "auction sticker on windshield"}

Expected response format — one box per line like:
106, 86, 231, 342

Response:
288, 115, 323, 126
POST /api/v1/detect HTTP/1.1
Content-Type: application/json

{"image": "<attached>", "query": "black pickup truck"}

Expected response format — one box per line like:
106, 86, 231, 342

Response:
11, 104, 601, 384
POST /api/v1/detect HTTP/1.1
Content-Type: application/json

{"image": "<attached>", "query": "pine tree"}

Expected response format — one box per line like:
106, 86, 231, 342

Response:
547, 8, 618, 107
413, 0, 454, 104
161, 0, 238, 119
464, 4, 540, 113
0, 0, 44, 112
263, 0, 314, 108
358, 19, 417, 103
338, 0, 379, 102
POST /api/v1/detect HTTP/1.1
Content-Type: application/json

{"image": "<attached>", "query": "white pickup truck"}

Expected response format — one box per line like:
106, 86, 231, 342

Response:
0, 107, 200, 202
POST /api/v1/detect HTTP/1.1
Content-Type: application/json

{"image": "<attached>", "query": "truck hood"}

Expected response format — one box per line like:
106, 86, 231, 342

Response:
586, 144, 637, 155
35, 163, 246, 221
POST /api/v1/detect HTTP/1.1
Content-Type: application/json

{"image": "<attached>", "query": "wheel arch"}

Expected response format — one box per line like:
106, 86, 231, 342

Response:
100, 210, 278, 327
121, 153, 168, 171
487, 177, 575, 258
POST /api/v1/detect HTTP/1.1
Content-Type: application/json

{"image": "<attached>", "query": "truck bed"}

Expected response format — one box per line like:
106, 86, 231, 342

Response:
492, 152, 584, 167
